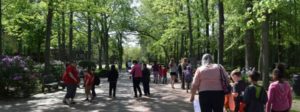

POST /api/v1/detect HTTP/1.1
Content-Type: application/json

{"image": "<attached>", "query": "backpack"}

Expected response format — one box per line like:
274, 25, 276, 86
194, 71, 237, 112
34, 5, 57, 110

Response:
184, 66, 193, 82
94, 75, 100, 85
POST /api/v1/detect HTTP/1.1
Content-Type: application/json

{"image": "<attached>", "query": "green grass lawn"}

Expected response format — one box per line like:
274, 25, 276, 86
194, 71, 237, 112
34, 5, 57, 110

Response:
292, 96, 300, 112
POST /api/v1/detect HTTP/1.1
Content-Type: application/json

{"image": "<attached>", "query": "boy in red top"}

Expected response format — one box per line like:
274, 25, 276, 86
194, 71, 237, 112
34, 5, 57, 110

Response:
161, 65, 168, 84
84, 70, 94, 101
63, 62, 80, 105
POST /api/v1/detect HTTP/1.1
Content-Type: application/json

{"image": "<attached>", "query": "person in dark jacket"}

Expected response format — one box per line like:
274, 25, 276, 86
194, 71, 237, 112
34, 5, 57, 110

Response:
244, 71, 268, 112
142, 63, 151, 96
108, 65, 119, 98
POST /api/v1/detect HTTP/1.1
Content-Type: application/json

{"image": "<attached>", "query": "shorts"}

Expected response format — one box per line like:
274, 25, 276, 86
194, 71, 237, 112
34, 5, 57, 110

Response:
170, 72, 177, 76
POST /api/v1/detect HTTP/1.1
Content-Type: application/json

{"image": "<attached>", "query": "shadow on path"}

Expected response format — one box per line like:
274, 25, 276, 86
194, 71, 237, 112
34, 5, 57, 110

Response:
0, 72, 193, 112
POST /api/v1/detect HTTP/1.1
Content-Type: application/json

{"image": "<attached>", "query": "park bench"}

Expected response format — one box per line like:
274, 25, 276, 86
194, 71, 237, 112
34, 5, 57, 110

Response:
42, 75, 59, 93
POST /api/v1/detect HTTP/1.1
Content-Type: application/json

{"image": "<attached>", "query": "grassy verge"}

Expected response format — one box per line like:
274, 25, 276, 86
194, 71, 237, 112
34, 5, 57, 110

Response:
292, 96, 300, 112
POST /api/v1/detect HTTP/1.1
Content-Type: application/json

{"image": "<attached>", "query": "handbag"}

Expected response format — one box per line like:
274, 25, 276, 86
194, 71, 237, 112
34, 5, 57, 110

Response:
219, 65, 232, 94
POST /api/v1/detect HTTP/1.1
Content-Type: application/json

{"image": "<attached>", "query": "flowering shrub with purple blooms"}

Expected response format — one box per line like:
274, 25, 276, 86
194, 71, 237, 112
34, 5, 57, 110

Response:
0, 55, 40, 98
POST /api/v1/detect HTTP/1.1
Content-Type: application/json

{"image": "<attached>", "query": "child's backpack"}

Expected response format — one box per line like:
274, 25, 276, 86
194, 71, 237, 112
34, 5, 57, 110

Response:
184, 66, 193, 82
94, 75, 100, 85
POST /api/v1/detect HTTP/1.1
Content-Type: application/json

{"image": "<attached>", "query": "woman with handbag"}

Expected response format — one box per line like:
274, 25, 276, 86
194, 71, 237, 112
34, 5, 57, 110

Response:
190, 54, 230, 112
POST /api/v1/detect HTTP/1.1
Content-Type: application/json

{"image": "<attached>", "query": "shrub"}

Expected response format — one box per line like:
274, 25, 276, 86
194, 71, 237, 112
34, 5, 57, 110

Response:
0, 55, 40, 98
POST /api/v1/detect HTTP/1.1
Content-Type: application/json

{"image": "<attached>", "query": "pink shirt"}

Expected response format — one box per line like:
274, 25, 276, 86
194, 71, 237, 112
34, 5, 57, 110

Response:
191, 64, 227, 94
130, 64, 143, 78
266, 81, 292, 112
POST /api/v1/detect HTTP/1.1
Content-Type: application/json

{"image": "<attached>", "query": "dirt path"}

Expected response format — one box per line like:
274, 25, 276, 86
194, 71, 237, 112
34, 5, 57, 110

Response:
0, 72, 193, 112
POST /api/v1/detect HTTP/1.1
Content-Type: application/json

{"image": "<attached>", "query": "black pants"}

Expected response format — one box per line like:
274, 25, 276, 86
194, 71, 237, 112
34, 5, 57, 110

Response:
65, 84, 77, 99
133, 78, 142, 96
91, 84, 96, 97
199, 91, 225, 112
180, 74, 185, 89
143, 80, 150, 95
185, 81, 191, 90
109, 81, 117, 97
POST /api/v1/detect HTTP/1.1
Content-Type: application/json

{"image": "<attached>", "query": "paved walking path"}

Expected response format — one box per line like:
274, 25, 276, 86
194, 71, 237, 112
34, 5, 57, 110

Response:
0, 72, 193, 112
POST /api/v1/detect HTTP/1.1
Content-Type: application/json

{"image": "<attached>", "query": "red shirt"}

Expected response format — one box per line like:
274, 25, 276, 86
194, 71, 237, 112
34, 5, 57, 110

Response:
161, 68, 168, 77
63, 65, 79, 85
130, 64, 142, 78
84, 72, 94, 86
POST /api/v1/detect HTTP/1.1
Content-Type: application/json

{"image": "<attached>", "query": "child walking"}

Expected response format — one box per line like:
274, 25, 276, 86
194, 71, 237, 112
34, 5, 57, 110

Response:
161, 65, 168, 84
231, 69, 247, 112
183, 64, 192, 93
84, 69, 94, 102
244, 71, 268, 112
266, 64, 292, 112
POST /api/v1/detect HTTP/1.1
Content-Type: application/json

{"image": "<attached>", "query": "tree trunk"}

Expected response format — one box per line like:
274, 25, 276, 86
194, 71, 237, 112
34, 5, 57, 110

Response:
277, 21, 282, 63
61, 12, 66, 61
205, 0, 210, 53
186, 0, 193, 58
262, 13, 270, 89
245, 0, 255, 69
44, 0, 54, 75
117, 32, 123, 71
17, 39, 22, 54
180, 34, 184, 59
69, 11, 73, 61
95, 22, 103, 69
218, 0, 224, 64
58, 16, 62, 61
87, 12, 92, 61
0, 0, 2, 55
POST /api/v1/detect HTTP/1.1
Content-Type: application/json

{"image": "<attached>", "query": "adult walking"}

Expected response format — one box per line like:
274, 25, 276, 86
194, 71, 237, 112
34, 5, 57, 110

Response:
190, 54, 228, 112
152, 61, 160, 84
169, 58, 178, 89
266, 64, 292, 112
178, 58, 188, 89
142, 63, 151, 96
108, 65, 119, 98
62, 62, 80, 105
130, 60, 143, 97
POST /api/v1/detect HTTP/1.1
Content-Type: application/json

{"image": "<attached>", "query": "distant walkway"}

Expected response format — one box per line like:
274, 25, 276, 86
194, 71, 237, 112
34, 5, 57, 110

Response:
0, 72, 193, 112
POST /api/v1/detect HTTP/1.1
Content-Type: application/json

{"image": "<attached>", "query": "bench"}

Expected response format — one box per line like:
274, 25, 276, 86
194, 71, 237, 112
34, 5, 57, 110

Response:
42, 75, 59, 93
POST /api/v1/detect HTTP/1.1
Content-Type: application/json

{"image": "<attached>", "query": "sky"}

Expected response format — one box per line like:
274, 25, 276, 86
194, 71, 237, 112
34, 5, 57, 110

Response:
122, 0, 141, 48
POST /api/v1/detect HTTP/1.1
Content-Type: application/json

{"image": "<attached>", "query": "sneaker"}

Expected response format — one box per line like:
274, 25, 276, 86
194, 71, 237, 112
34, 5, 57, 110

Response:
70, 101, 77, 104
65, 99, 71, 105
63, 100, 67, 105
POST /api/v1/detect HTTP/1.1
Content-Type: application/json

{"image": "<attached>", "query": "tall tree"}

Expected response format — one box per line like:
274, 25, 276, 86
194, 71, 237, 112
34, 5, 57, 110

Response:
186, 0, 194, 64
61, 11, 66, 61
218, 0, 224, 64
0, 0, 2, 55
44, 0, 54, 75
262, 13, 270, 88
87, 12, 92, 61
245, 0, 255, 69
69, 11, 73, 61
205, 0, 210, 53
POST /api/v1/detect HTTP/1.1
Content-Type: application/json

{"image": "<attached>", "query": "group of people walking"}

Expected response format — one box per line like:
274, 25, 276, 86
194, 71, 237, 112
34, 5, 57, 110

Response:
61, 53, 293, 112
190, 54, 292, 112
61, 62, 119, 104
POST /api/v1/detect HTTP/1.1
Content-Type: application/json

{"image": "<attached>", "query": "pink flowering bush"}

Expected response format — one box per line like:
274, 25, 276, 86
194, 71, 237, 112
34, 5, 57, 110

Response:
0, 55, 40, 98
